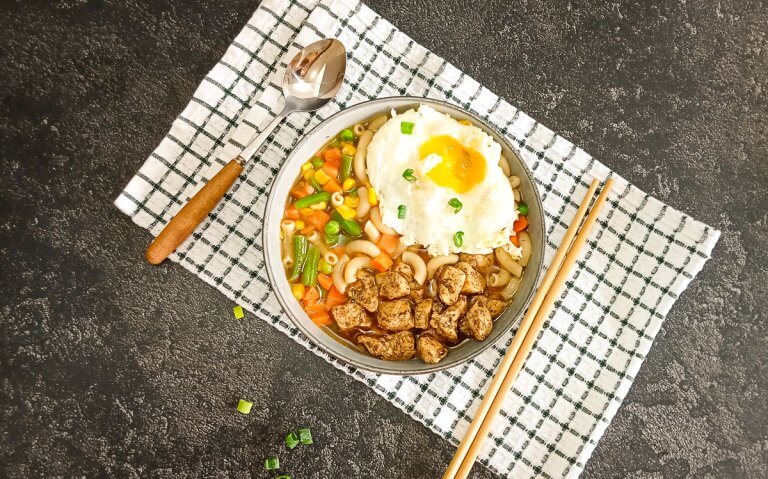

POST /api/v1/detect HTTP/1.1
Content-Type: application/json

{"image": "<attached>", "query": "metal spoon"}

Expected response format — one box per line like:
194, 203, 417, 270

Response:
146, 38, 347, 264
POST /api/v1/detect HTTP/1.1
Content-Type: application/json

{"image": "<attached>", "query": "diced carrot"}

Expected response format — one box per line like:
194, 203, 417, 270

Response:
285, 205, 300, 220
305, 302, 327, 315
323, 147, 342, 163
309, 311, 333, 326
513, 216, 529, 233
300, 225, 315, 236
371, 252, 393, 272
306, 211, 330, 231
302, 286, 320, 304
317, 273, 334, 291
322, 178, 343, 193
509, 234, 520, 247
322, 162, 339, 178
377, 234, 399, 256
290, 181, 310, 199
325, 286, 346, 309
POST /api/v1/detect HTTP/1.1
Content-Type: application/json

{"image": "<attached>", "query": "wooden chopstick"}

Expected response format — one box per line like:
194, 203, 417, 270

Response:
443, 178, 613, 479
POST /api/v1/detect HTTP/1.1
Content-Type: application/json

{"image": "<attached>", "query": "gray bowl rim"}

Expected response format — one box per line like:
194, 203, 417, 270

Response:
262, 96, 546, 375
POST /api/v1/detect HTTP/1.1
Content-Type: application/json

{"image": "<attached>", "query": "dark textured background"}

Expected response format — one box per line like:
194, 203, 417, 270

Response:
1, 0, 766, 477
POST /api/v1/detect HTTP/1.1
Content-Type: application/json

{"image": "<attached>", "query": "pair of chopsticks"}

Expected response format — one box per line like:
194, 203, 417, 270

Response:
443, 178, 614, 479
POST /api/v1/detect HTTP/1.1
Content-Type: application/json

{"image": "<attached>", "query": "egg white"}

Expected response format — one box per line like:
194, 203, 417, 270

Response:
366, 105, 519, 256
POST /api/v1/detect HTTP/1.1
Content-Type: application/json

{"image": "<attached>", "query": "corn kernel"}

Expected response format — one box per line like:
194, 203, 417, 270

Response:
342, 178, 357, 191
302, 169, 315, 180
294, 220, 305, 230
301, 162, 313, 172
368, 186, 378, 206
344, 196, 359, 208
310, 201, 327, 211
314, 169, 332, 185
341, 144, 356, 156
459, 119, 473, 125
336, 204, 356, 220
291, 283, 305, 300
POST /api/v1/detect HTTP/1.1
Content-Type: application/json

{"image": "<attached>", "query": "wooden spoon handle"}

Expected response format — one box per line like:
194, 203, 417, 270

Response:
146, 158, 244, 264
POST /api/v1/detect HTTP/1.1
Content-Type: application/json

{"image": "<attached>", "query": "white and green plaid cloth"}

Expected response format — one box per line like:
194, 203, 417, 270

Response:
115, 1, 720, 477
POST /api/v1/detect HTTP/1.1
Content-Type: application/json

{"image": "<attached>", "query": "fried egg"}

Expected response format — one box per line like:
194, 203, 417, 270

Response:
366, 105, 518, 256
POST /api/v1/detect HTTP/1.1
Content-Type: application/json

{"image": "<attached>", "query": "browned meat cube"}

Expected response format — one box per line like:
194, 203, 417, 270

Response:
472, 296, 507, 317
347, 272, 379, 312
455, 261, 486, 294
417, 332, 448, 364
331, 302, 372, 331
376, 272, 411, 300
430, 295, 468, 343
358, 331, 415, 361
414, 299, 433, 329
459, 253, 493, 269
392, 261, 414, 282
460, 300, 493, 340
437, 265, 466, 305
408, 281, 425, 302
377, 299, 414, 331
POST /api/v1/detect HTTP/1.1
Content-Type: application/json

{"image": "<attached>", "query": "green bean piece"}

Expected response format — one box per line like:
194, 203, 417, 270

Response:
330, 210, 362, 237
318, 259, 333, 275
294, 191, 331, 209
289, 235, 308, 281
324, 220, 340, 235
339, 128, 355, 142
325, 232, 340, 247
301, 246, 320, 287
308, 176, 323, 193
340, 154, 353, 181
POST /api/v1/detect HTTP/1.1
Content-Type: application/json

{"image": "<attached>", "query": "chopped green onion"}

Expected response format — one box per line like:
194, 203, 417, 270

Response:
294, 191, 331, 209
285, 432, 299, 449
339, 128, 355, 142
264, 457, 279, 471
453, 231, 464, 247
318, 259, 333, 275
233, 305, 245, 320
517, 201, 529, 215
402, 169, 417, 182
298, 427, 313, 445
324, 220, 340, 235
311, 156, 324, 169
237, 399, 253, 414
448, 198, 463, 213
397, 205, 406, 219
401, 121, 415, 134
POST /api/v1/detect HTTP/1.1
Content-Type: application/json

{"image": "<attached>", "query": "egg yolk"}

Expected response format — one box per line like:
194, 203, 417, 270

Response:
419, 136, 486, 193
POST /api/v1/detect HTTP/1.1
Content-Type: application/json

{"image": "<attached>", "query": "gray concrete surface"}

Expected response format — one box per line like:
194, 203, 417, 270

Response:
1, 0, 766, 477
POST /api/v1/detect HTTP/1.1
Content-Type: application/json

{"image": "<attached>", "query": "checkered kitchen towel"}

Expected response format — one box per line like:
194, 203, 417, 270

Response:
115, 0, 720, 477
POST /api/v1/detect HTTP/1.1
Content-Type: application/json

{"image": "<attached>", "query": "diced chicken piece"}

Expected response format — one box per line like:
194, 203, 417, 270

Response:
376, 271, 410, 300
417, 332, 448, 364
331, 302, 372, 331
414, 299, 433, 329
358, 331, 415, 361
472, 296, 507, 317
408, 281, 425, 302
346, 272, 379, 312
460, 300, 493, 341
459, 253, 493, 269
455, 261, 486, 294
392, 262, 414, 282
377, 299, 414, 332
430, 295, 468, 343
437, 265, 466, 306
